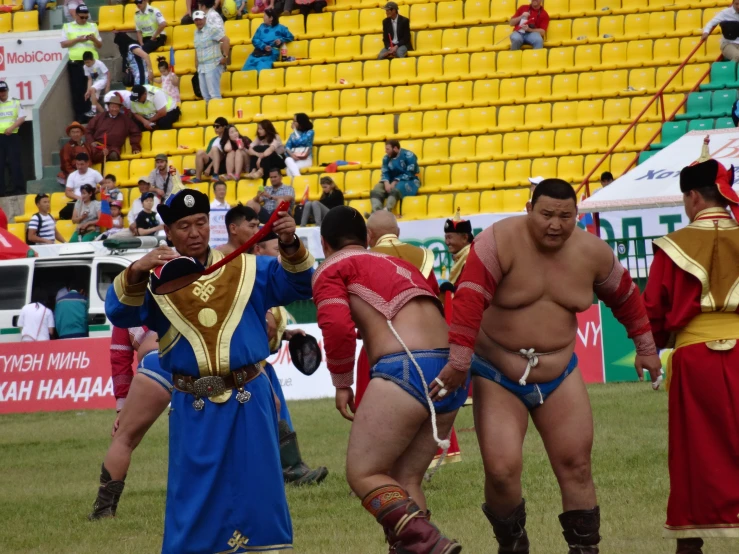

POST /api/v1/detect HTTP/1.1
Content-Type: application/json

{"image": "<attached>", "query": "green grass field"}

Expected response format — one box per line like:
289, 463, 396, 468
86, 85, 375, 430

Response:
0, 383, 734, 553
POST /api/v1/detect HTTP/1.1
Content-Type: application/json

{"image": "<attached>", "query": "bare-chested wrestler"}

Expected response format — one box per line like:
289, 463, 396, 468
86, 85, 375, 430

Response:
436, 180, 663, 553
313, 206, 467, 554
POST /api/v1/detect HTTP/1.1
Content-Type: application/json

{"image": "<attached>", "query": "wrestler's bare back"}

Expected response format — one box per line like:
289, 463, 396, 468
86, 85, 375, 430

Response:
352, 296, 449, 366
475, 216, 614, 383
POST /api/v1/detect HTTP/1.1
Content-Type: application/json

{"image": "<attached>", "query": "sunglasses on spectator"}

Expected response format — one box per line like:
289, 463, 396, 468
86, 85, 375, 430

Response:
79, 15, 89, 19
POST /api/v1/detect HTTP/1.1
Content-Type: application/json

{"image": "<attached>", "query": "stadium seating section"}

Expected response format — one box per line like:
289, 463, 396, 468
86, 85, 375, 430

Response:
12, 0, 738, 228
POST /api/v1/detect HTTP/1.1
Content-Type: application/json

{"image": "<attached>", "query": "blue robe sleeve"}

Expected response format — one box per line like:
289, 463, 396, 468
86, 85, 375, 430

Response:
404, 151, 419, 179
259, 241, 315, 310
303, 129, 314, 149
252, 25, 269, 50
106, 270, 149, 329
285, 132, 296, 150
381, 155, 390, 182
277, 25, 294, 44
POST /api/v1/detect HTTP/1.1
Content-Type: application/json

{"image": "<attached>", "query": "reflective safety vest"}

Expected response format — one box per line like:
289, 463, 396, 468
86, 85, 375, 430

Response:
63, 21, 100, 61
0, 98, 22, 134
130, 85, 175, 119
135, 7, 161, 37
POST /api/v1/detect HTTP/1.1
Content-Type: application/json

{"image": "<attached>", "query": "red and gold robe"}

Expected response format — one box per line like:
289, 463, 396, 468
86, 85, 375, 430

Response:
643, 207, 739, 539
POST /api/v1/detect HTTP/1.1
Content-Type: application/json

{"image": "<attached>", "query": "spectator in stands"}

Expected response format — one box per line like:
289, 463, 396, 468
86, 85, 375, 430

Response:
248, 167, 295, 223
370, 139, 420, 213
128, 179, 161, 232
58, 121, 92, 185
135, 0, 168, 53
600, 171, 614, 187
55, 286, 89, 339
703, 1, 739, 62
300, 176, 344, 227
71, 184, 102, 242
96, 200, 126, 241
148, 154, 175, 199
378, 2, 412, 60
0, 80, 26, 197
100, 90, 134, 112
134, 192, 165, 236
194, 116, 229, 181
285, 113, 314, 180
509, 0, 549, 51
83, 51, 110, 115
154, 57, 180, 105
85, 95, 142, 164
65, 152, 103, 202
243, 9, 294, 72
61, 5, 102, 122
211, 181, 231, 209
18, 299, 55, 341
198, 0, 226, 29
193, 10, 231, 102
114, 32, 154, 88
129, 84, 181, 130
246, 119, 286, 179
528, 175, 544, 201
102, 175, 124, 204
274, 0, 326, 24
27, 194, 65, 246
24, 0, 50, 27
221, 124, 251, 180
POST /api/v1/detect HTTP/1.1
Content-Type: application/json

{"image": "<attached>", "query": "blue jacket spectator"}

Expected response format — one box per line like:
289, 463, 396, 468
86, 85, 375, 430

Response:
55, 288, 89, 338
370, 139, 420, 213
285, 113, 314, 179
243, 9, 294, 72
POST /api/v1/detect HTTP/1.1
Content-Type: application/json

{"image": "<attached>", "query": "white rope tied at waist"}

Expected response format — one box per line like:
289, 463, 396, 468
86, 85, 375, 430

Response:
518, 348, 539, 386
386, 320, 451, 451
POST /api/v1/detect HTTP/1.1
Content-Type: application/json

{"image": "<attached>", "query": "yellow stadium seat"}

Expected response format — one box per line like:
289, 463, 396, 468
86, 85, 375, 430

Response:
174, 0, 187, 21
433, 1, 463, 28
366, 87, 394, 113
672, 10, 702, 38
174, 50, 196, 74
575, 45, 600, 71
446, 81, 473, 109
548, 47, 575, 74
50, 193, 70, 218
283, 66, 311, 93
344, 170, 372, 199
420, 110, 447, 137
349, 198, 372, 215
174, 100, 205, 128
152, 1, 174, 24
422, 138, 449, 165
653, 39, 680, 65
333, 36, 362, 63
151, 129, 179, 156
15, 194, 37, 223
258, 69, 284, 94
285, 40, 309, 60
205, 98, 234, 125
635, 122, 662, 150
628, 68, 656, 92
577, 100, 603, 126
97, 5, 124, 31
337, 61, 363, 86
313, 118, 340, 142
415, 55, 444, 82
344, 143, 373, 165
610, 153, 635, 177
599, 15, 624, 38
338, 116, 367, 142
398, 112, 424, 138
361, 37, 385, 62
13, 11, 38, 32
551, 101, 578, 128
497, 50, 522, 75
310, 64, 336, 90
558, 155, 584, 183
448, 136, 476, 163
502, 132, 528, 159
230, 71, 258, 97
607, 124, 635, 152
471, 78, 499, 106
531, 157, 557, 180
281, 14, 306, 37
475, 161, 505, 189
128, 158, 153, 184
545, 0, 569, 16
366, 114, 394, 141
626, 40, 652, 66
622, 13, 651, 40
401, 196, 427, 220
480, 190, 504, 212
525, 76, 551, 102
427, 193, 454, 218
551, 74, 578, 101
0, 13, 10, 34
469, 52, 496, 79
630, 95, 660, 122
442, 28, 468, 52
104, 161, 130, 184
467, 25, 495, 51
583, 154, 608, 181
581, 126, 609, 154
420, 84, 446, 110
410, 3, 436, 30
389, 57, 416, 85
578, 72, 602, 99
656, 66, 681, 93
415, 30, 443, 53
463, 0, 489, 24
421, 165, 451, 193
454, 190, 480, 211
359, 9, 385, 33
571, 17, 598, 40
546, 19, 572, 45
362, 60, 390, 87
682, 63, 711, 89
468, 106, 497, 134
305, 12, 333, 39
260, 95, 286, 120
502, 188, 528, 212
618, 0, 648, 12
679, 36, 705, 61
393, 85, 420, 111
340, 88, 367, 115
499, 78, 525, 103
601, 69, 628, 96
228, 45, 253, 72
497, 105, 523, 132
308, 38, 335, 62
662, 93, 685, 119
603, 98, 631, 124
331, 11, 359, 37
123, 3, 137, 28
173, 24, 195, 50
372, 142, 389, 165
554, 129, 581, 155
443, 53, 470, 81
56, 220, 77, 242
445, 109, 468, 135
523, 103, 551, 130
494, 0, 518, 20
318, 144, 345, 165
528, 130, 555, 156
702, 7, 724, 29
503, 160, 530, 187
286, 92, 312, 115
234, 96, 261, 122
647, 12, 675, 38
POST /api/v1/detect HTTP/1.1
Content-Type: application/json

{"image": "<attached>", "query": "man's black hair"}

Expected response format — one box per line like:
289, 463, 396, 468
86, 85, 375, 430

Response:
692, 186, 730, 207
385, 139, 400, 149
530, 178, 577, 207
104, 174, 116, 182
268, 167, 282, 177
213, 181, 227, 190
76, 152, 90, 162
225, 203, 258, 229
600, 171, 614, 181
320, 206, 368, 250
82, 51, 95, 61
35, 193, 49, 206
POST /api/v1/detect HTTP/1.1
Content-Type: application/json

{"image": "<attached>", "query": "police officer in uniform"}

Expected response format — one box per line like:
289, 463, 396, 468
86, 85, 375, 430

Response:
129, 84, 181, 131
0, 81, 25, 196
134, 0, 168, 54
60, 5, 102, 122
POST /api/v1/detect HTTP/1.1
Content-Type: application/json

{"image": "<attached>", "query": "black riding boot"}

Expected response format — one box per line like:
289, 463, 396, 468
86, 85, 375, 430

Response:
558, 506, 601, 553
88, 464, 126, 520
482, 499, 530, 553
279, 419, 329, 486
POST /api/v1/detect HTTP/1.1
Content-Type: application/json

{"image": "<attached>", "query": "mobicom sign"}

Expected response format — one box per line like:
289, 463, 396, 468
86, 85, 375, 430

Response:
0, 46, 63, 71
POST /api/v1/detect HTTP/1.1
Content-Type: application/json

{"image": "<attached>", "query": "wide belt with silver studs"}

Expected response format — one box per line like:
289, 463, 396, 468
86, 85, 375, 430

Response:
173, 365, 261, 411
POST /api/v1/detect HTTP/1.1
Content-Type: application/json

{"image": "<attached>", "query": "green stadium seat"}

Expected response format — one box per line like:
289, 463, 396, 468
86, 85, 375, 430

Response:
651, 121, 688, 150
675, 92, 711, 120
706, 90, 737, 118
638, 150, 657, 165
701, 62, 739, 91
687, 118, 714, 132
715, 117, 736, 130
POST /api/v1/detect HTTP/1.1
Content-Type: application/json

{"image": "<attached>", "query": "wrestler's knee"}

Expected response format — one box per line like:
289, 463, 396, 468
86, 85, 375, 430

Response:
553, 453, 593, 486
484, 458, 523, 494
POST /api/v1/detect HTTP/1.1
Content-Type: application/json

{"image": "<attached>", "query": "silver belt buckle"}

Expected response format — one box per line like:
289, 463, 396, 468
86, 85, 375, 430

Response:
193, 375, 226, 398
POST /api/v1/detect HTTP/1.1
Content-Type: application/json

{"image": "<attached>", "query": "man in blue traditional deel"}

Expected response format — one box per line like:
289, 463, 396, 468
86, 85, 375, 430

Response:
105, 188, 314, 554
370, 139, 421, 213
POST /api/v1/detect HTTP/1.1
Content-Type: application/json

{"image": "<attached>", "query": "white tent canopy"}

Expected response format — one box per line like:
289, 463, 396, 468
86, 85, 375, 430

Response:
579, 129, 739, 213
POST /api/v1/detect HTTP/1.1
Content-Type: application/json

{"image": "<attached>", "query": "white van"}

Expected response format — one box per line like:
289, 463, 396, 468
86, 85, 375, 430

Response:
0, 240, 156, 343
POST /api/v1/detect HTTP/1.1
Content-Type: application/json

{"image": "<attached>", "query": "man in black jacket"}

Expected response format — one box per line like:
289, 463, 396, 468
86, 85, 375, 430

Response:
379, 2, 412, 59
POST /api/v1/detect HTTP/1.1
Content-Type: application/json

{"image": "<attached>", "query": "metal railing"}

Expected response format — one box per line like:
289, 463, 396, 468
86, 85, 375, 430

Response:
576, 37, 719, 200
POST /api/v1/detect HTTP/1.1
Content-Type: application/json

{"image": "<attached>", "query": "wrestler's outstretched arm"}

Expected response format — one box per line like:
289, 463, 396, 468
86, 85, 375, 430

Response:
593, 246, 663, 385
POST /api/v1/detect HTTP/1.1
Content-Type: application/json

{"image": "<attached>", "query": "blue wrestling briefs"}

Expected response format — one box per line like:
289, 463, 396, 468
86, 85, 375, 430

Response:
371, 349, 470, 414
137, 351, 174, 394
471, 353, 577, 410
